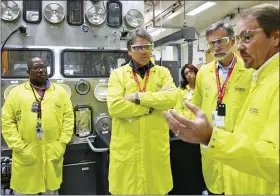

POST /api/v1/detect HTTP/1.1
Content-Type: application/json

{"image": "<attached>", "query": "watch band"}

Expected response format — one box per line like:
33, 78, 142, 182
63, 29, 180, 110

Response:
135, 93, 140, 105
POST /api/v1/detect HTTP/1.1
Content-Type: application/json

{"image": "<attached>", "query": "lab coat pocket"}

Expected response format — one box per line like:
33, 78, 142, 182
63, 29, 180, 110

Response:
13, 144, 37, 165
46, 141, 66, 161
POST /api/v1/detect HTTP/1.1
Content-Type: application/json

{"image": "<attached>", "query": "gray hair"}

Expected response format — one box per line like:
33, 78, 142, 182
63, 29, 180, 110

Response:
205, 21, 234, 39
127, 28, 153, 51
238, 4, 279, 37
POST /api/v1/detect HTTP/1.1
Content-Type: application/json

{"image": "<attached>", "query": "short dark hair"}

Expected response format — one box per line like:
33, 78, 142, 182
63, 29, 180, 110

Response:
27, 57, 45, 70
238, 4, 279, 37
126, 28, 153, 51
180, 64, 198, 89
205, 21, 234, 39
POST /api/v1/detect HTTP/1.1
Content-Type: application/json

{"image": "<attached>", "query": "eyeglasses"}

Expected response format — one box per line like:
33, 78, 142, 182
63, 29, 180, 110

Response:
235, 28, 263, 44
131, 44, 154, 52
208, 37, 232, 49
30, 65, 47, 71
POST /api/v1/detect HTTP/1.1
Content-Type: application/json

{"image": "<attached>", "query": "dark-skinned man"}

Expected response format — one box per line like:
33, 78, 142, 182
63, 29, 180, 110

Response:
2, 57, 74, 195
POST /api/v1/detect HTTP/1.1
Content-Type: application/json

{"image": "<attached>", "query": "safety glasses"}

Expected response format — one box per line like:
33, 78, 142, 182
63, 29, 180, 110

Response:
235, 28, 263, 44
29, 64, 47, 71
208, 37, 232, 49
131, 44, 154, 52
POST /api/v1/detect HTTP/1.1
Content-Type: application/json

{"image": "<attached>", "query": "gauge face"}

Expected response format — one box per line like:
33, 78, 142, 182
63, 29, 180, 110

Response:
94, 83, 108, 102
75, 80, 90, 95
1, 1, 20, 22
3, 85, 18, 100
44, 3, 65, 24
125, 9, 144, 28
95, 116, 112, 134
86, 5, 105, 25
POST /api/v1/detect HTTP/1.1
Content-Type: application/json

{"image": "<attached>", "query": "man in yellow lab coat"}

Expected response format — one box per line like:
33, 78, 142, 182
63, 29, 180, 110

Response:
107, 28, 177, 194
192, 21, 253, 194
164, 4, 279, 194
2, 57, 74, 194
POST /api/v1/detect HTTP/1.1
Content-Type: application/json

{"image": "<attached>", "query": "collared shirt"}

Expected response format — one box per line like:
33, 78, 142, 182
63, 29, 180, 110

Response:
185, 84, 194, 102
31, 79, 50, 98
216, 58, 235, 82
252, 52, 280, 81
130, 60, 154, 79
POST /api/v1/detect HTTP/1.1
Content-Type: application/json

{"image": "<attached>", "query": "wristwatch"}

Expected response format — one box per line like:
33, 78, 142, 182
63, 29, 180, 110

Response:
135, 93, 140, 105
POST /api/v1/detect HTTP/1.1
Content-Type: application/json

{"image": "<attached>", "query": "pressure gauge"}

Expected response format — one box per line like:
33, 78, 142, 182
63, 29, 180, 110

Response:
75, 79, 90, 95
86, 5, 105, 26
94, 83, 108, 102
95, 116, 112, 134
1, 1, 20, 22
44, 3, 65, 24
125, 9, 144, 28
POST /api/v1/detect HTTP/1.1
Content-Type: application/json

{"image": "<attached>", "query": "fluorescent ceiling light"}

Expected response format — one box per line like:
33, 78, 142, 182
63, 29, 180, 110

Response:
186, 2, 216, 16
165, 11, 181, 21
147, 28, 156, 33
150, 28, 166, 36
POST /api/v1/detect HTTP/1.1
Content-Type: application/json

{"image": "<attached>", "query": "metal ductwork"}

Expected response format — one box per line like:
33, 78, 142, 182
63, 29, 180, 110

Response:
154, 26, 196, 47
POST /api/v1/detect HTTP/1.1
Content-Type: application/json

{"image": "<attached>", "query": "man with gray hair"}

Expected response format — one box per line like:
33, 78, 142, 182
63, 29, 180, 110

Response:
190, 21, 253, 195
164, 3, 279, 194
107, 28, 177, 194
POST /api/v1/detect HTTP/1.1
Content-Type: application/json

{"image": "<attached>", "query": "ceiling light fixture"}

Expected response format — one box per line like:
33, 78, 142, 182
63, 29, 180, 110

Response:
186, 1, 216, 16
150, 28, 166, 36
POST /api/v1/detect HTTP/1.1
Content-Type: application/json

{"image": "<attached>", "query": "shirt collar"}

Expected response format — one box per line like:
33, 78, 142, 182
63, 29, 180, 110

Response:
252, 52, 279, 81
131, 60, 151, 70
216, 57, 235, 71
31, 79, 50, 90
186, 84, 194, 91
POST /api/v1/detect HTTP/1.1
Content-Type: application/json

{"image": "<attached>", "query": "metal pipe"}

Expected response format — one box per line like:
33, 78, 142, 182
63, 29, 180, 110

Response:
150, 0, 182, 29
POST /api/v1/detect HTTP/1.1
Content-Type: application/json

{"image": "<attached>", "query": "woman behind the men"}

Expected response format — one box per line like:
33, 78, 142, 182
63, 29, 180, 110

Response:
175, 64, 198, 118
170, 64, 205, 195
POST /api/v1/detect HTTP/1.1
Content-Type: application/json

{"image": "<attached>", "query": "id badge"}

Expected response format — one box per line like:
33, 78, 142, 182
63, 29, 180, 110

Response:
217, 103, 226, 116
212, 111, 225, 128
31, 102, 39, 113
36, 122, 44, 139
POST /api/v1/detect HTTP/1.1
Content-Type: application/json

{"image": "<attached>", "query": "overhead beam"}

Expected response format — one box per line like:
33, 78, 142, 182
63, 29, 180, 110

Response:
154, 26, 196, 47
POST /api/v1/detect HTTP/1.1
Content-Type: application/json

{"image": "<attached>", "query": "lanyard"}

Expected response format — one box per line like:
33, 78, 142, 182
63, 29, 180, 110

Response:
215, 57, 237, 103
31, 86, 45, 119
132, 69, 150, 92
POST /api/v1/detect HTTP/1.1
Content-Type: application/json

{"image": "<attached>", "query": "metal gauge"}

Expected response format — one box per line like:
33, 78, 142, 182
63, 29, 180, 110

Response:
95, 116, 112, 134
125, 9, 144, 28
93, 83, 108, 102
86, 5, 105, 26
1, 1, 20, 22
44, 3, 65, 24
75, 79, 90, 95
